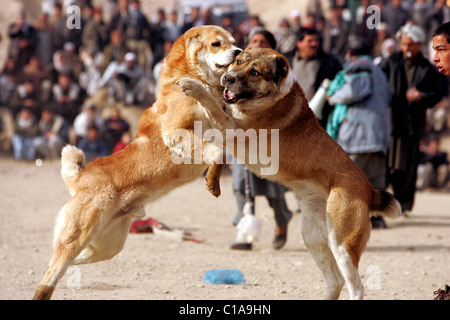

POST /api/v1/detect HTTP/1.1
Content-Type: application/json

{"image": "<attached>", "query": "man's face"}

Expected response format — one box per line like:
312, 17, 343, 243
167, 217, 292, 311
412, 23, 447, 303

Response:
297, 34, 320, 59
87, 128, 98, 141
119, 0, 128, 12
111, 33, 123, 46
42, 110, 53, 123
24, 82, 35, 93
126, 59, 135, 68
248, 33, 271, 49
400, 34, 422, 60
20, 109, 32, 120
432, 35, 450, 75
59, 75, 70, 88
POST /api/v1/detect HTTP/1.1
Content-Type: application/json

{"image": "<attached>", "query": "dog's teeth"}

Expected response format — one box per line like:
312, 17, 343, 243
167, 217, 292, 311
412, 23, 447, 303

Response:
223, 89, 238, 103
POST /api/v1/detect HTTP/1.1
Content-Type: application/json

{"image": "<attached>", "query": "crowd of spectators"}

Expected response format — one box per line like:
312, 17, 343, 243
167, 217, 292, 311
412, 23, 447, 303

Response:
0, 0, 173, 162
0, 0, 449, 193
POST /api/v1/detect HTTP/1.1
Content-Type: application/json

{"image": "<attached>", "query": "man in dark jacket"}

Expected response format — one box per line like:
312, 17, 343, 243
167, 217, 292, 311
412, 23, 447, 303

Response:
381, 0, 409, 37
8, 11, 37, 70
322, 5, 351, 65
292, 28, 342, 127
380, 24, 447, 214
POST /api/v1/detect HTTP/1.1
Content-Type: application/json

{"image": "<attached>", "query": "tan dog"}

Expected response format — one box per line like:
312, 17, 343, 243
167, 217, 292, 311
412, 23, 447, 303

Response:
32, 26, 241, 300
178, 48, 401, 300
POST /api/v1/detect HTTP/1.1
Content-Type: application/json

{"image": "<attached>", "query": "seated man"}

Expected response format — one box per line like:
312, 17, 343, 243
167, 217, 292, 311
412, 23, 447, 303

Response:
73, 104, 105, 142
51, 73, 82, 125
416, 134, 449, 190
8, 79, 40, 118
108, 52, 148, 105
77, 124, 109, 163
103, 107, 130, 153
52, 42, 83, 79
12, 107, 39, 161
99, 29, 130, 86
34, 107, 67, 159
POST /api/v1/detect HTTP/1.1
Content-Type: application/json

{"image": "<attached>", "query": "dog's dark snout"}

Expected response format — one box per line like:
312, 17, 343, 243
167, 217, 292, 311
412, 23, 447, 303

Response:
224, 74, 235, 84
233, 48, 242, 57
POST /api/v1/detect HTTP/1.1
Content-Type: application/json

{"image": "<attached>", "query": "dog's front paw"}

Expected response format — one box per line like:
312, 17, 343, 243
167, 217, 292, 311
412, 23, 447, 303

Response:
177, 77, 208, 101
205, 162, 226, 198
206, 173, 221, 198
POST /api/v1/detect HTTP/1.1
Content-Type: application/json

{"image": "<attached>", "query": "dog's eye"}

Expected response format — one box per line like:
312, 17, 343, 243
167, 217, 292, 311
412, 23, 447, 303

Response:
236, 60, 241, 65
250, 69, 260, 76
211, 41, 221, 47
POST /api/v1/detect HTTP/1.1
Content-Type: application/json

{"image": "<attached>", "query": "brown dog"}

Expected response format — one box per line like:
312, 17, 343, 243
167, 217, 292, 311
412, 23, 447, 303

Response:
178, 48, 401, 299
32, 26, 240, 300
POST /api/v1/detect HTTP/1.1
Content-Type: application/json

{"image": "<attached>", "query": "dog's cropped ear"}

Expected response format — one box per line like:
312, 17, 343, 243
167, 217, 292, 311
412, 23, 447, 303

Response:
185, 31, 205, 64
274, 55, 289, 84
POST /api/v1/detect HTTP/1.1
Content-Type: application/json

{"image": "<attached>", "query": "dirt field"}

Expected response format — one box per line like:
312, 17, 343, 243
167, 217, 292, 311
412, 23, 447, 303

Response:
0, 157, 449, 301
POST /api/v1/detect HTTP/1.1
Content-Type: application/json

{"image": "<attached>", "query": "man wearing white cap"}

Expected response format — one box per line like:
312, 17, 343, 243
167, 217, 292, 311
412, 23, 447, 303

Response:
290, 9, 302, 36
109, 51, 148, 105
379, 23, 447, 215
52, 41, 83, 78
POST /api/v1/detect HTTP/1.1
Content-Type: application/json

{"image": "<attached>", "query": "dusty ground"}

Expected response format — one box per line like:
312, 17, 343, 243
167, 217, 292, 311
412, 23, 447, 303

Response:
0, 157, 449, 301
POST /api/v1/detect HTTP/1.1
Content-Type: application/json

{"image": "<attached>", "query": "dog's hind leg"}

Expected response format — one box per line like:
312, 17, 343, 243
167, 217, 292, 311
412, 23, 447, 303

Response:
328, 235, 365, 300
73, 215, 133, 264
33, 199, 106, 300
300, 203, 345, 300
326, 191, 371, 300
73, 208, 143, 264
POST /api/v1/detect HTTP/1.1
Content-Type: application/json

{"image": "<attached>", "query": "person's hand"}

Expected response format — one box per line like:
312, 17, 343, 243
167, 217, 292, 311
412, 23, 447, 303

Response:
406, 88, 423, 102
58, 95, 70, 103
45, 132, 55, 140
108, 122, 122, 130
19, 39, 28, 48
24, 98, 35, 107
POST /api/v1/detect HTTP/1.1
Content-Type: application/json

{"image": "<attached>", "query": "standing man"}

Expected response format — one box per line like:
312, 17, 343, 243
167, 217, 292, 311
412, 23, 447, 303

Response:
432, 21, 450, 76
230, 28, 293, 251
291, 28, 342, 127
322, 5, 351, 65
327, 36, 392, 228
8, 11, 37, 70
380, 24, 447, 214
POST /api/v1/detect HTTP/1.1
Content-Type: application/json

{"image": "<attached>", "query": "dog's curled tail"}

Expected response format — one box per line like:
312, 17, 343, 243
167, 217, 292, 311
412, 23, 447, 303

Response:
370, 190, 402, 218
61, 145, 85, 194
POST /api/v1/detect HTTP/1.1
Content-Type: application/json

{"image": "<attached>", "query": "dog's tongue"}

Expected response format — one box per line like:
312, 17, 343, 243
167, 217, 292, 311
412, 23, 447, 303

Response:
223, 89, 238, 103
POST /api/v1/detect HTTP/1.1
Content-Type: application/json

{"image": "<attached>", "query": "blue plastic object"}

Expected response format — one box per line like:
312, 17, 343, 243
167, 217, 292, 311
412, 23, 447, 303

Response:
203, 269, 246, 285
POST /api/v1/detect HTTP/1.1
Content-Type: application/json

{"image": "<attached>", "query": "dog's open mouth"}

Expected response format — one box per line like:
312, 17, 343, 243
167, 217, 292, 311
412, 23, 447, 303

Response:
222, 88, 254, 103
